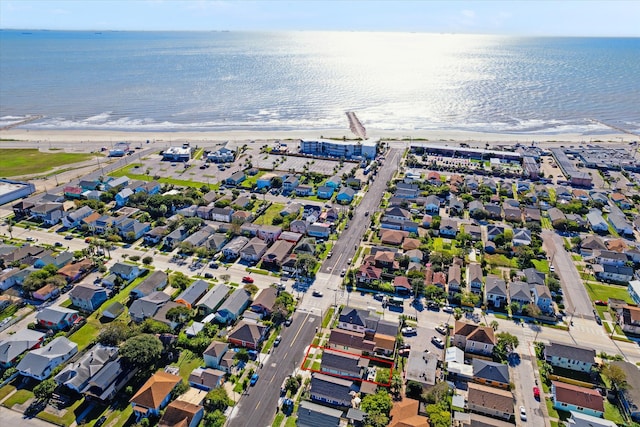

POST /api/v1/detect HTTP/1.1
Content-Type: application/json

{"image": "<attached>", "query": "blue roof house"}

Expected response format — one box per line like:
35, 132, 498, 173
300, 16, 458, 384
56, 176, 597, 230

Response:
317, 186, 335, 199
336, 187, 356, 204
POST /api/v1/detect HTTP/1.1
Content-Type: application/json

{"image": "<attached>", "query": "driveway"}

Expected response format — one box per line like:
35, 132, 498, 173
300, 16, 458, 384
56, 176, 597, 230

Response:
541, 230, 594, 320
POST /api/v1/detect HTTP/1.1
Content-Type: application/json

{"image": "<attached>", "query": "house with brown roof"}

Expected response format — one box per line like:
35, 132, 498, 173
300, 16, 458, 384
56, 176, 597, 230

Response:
158, 400, 204, 427
372, 250, 397, 269
227, 320, 268, 350
618, 305, 640, 335
552, 381, 604, 418
394, 277, 412, 295
250, 287, 278, 316
327, 329, 375, 354
261, 240, 295, 268
388, 398, 430, 427
373, 333, 396, 356
447, 264, 462, 297
57, 258, 94, 283
130, 371, 182, 420
380, 229, 409, 246
453, 321, 496, 356
402, 238, 421, 251
432, 271, 447, 289
467, 382, 514, 420
605, 238, 628, 253
356, 263, 383, 285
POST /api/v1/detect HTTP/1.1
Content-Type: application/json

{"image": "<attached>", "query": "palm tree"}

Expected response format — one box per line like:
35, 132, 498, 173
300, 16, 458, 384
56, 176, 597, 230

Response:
490, 320, 499, 331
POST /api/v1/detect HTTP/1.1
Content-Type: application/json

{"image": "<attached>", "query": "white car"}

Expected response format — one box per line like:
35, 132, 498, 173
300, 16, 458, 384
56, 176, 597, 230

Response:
401, 327, 417, 335
442, 305, 454, 313
431, 336, 445, 348
519, 406, 527, 421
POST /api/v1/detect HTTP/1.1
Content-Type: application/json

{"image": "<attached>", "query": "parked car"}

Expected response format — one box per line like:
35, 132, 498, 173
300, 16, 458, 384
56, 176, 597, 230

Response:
594, 300, 607, 306
327, 251, 333, 258
54, 242, 63, 247
431, 336, 445, 348
519, 406, 527, 421
374, 293, 385, 301
274, 335, 282, 347
312, 290, 324, 297
242, 276, 254, 283
595, 315, 602, 325
340, 269, 346, 277
204, 273, 214, 279
209, 262, 219, 269
285, 318, 292, 327
250, 373, 259, 386
533, 386, 540, 400
442, 305, 454, 313
435, 325, 448, 335
64, 235, 74, 240
399, 343, 411, 350
401, 327, 417, 335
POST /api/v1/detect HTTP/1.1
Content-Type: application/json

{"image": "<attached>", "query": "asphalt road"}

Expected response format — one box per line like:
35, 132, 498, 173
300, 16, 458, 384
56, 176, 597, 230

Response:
226, 311, 320, 427
541, 230, 594, 320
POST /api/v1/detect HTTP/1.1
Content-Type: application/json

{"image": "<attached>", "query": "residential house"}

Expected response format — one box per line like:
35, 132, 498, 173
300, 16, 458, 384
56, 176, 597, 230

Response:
69, 283, 108, 312
580, 235, 607, 257
405, 249, 423, 264
552, 382, 604, 418
222, 236, 250, 260
486, 224, 507, 242
524, 206, 542, 223
380, 229, 408, 246
175, 279, 209, 309
320, 349, 367, 379
239, 237, 268, 263
33, 283, 60, 302
152, 301, 183, 330
597, 264, 634, 283
62, 206, 94, 228
595, 250, 628, 267
612, 361, 640, 422
102, 302, 125, 320
611, 192, 632, 209
338, 307, 378, 333
310, 373, 357, 408
158, 400, 204, 427
424, 195, 441, 213
473, 359, 510, 389
317, 185, 334, 199
346, 178, 362, 189
34, 251, 73, 269
250, 287, 278, 316
227, 320, 268, 350
293, 238, 315, 256
467, 263, 483, 294
262, 240, 295, 268
290, 219, 308, 235
394, 276, 412, 294
280, 202, 302, 217
453, 321, 496, 356
448, 264, 462, 297
356, 263, 383, 285
548, 208, 567, 227
467, 383, 514, 421
336, 187, 356, 204
104, 176, 129, 190
0, 268, 20, 291
297, 400, 343, 427
115, 188, 134, 207
484, 203, 503, 220
214, 288, 251, 324
294, 185, 312, 196
508, 281, 531, 308
386, 398, 430, 427
187, 367, 224, 392
110, 262, 142, 283
421, 214, 433, 228
512, 228, 532, 246
544, 342, 596, 373
197, 285, 229, 315
144, 225, 169, 245
618, 305, 640, 335
384, 207, 412, 222
567, 412, 619, 427
129, 291, 170, 323
130, 371, 182, 420
130, 270, 168, 299
307, 223, 331, 238
609, 213, 634, 236
257, 225, 283, 243
17, 337, 78, 381
485, 275, 508, 308
30, 202, 65, 225
0, 329, 45, 368
283, 175, 300, 192
203, 341, 229, 370
523, 268, 546, 286
36, 307, 80, 330
225, 171, 246, 187
210, 207, 234, 223
432, 271, 447, 289
57, 258, 94, 283
54, 344, 119, 393
587, 209, 608, 233
327, 329, 375, 355
440, 218, 458, 237
465, 224, 483, 241
325, 175, 342, 188
533, 284, 553, 313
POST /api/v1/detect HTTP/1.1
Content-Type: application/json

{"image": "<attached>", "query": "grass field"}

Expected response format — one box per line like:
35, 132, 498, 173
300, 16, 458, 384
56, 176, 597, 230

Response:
584, 281, 632, 303
532, 259, 550, 273
255, 203, 285, 225
0, 149, 96, 177
2, 388, 33, 407
484, 253, 518, 268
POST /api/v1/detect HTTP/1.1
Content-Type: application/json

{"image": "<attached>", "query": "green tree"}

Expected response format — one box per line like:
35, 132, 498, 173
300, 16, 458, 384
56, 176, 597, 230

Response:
33, 378, 56, 401
285, 375, 301, 395
202, 410, 226, 427
601, 363, 627, 391
425, 401, 451, 427
170, 271, 191, 290
493, 332, 519, 362
422, 381, 449, 404
166, 306, 192, 323
295, 254, 318, 277
172, 380, 190, 398
142, 256, 153, 265
120, 334, 163, 369
97, 322, 134, 346
490, 320, 500, 331
361, 390, 392, 426
204, 387, 233, 412
270, 176, 283, 188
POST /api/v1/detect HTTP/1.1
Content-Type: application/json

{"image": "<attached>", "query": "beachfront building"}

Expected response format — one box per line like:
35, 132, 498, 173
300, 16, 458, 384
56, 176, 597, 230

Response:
162, 144, 192, 162
300, 138, 378, 160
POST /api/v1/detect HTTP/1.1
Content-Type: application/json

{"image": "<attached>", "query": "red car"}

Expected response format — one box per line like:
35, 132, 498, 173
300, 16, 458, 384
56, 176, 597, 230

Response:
533, 386, 540, 400
594, 300, 607, 306
242, 276, 254, 283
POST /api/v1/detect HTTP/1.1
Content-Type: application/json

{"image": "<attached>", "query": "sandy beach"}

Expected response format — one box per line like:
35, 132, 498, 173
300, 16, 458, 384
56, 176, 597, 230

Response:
0, 128, 635, 150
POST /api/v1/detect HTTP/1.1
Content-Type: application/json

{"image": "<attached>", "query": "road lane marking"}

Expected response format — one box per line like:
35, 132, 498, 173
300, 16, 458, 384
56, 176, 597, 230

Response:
290, 312, 310, 347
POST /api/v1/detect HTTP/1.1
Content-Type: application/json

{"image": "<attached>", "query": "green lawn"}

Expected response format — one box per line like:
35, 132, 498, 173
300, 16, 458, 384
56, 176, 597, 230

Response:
37, 397, 85, 427
272, 412, 285, 427
540, 216, 553, 230
484, 253, 518, 268
69, 319, 102, 351
0, 384, 16, 402
432, 237, 458, 254
284, 416, 297, 427
255, 203, 286, 225
3, 388, 33, 407
170, 349, 204, 381
322, 307, 335, 328
532, 259, 550, 273
109, 164, 219, 189
0, 149, 96, 177
584, 282, 632, 303
604, 401, 626, 424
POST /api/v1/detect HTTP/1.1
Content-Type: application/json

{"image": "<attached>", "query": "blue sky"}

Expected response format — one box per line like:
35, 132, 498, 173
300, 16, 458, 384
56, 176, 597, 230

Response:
1, 1, 639, 36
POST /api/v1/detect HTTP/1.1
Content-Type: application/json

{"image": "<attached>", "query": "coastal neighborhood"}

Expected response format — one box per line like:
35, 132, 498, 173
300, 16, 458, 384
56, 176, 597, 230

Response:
0, 135, 640, 427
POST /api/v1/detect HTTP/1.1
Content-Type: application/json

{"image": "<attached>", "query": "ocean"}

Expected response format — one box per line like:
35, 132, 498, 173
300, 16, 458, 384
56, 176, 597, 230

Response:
0, 30, 639, 135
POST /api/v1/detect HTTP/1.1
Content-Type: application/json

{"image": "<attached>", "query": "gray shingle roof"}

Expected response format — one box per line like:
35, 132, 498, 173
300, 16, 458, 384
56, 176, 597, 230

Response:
473, 359, 510, 384
545, 342, 595, 364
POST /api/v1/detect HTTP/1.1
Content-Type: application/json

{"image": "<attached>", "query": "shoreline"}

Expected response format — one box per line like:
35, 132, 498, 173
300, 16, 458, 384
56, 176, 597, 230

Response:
0, 128, 635, 146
